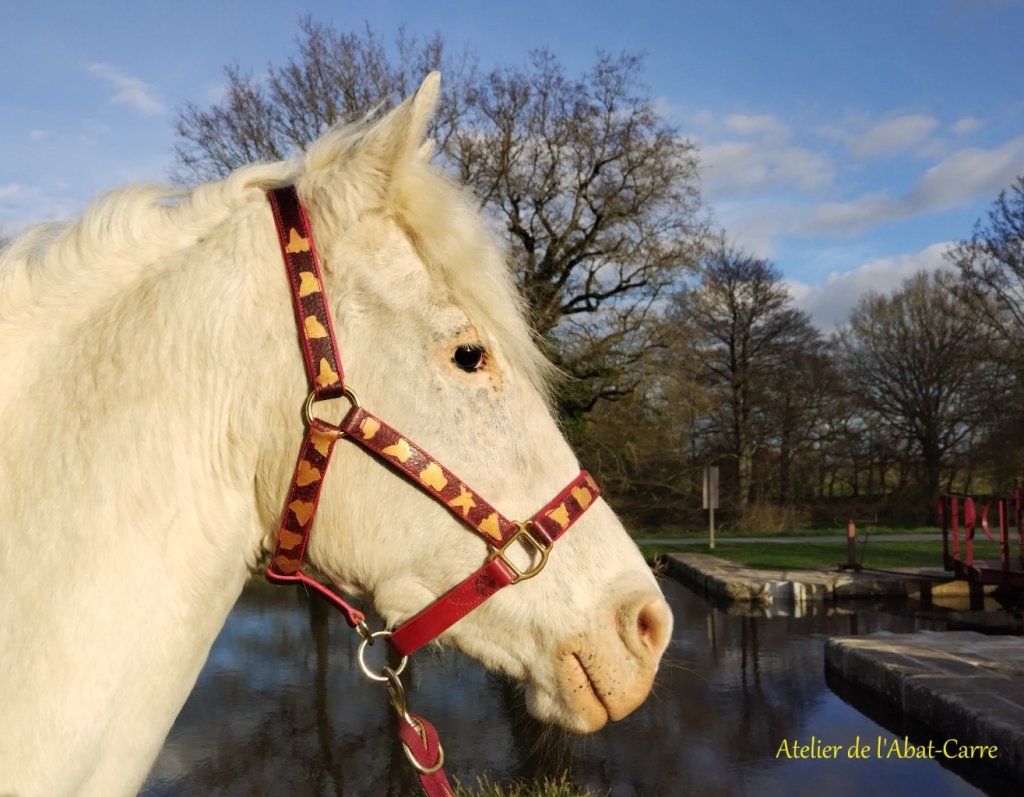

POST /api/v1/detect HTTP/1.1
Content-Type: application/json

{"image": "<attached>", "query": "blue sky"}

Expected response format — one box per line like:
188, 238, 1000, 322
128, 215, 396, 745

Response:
2, 0, 1023, 327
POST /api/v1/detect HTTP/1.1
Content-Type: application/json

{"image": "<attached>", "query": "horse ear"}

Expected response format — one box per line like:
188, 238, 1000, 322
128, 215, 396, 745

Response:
355, 71, 440, 173
407, 72, 441, 150
417, 138, 437, 162
303, 72, 440, 182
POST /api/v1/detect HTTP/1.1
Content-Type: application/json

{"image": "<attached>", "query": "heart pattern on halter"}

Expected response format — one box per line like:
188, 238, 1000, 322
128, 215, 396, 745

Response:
269, 419, 340, 577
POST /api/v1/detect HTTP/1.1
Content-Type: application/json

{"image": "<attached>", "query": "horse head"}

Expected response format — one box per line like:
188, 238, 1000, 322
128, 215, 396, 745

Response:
254, 73, 672, 732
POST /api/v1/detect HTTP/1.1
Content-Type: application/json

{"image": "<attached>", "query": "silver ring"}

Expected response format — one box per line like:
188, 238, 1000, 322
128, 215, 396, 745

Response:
357, 630, 408, 682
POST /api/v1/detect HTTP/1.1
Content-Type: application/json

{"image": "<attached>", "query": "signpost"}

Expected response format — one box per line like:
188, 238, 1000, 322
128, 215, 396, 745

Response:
703, 466, 719, 550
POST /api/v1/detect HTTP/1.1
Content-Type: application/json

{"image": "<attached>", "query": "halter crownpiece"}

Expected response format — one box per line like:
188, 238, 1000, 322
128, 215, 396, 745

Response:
264, 185, 601, 794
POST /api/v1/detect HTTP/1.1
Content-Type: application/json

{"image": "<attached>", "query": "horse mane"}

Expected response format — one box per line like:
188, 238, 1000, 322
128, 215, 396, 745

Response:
0, 117, 552, 394
0, 161, 294, 330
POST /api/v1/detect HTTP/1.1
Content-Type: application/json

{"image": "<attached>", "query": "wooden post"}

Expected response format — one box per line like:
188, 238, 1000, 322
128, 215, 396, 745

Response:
847, 520, 856, 569
703, 466, 719, 551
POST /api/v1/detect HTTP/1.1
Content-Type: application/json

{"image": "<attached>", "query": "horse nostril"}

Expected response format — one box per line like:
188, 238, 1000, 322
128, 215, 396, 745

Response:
637, 599, 671, 654
637, 606, 652, 645
620, 595, 672, 660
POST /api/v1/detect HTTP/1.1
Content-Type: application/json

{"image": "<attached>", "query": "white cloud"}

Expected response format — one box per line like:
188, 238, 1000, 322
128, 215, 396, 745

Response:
914, 136, 951, 160
846, 113, 939, 158
87, 63, 165, 116
724, 113, 789, 141
789, 135, 1024, 235
691, 109, 835, 198
713, 135, 1024, 250
789, 242, 952, 328
699, 140, 834, 198
951, 116, 985, 135
687, 109, 715, 128
29, 129, 48, 141
711, 201, 784, 258
797, 192, 901, 235
0, 183, 24, 200
686, 104, 1019, 259
909, 136, 1024, 206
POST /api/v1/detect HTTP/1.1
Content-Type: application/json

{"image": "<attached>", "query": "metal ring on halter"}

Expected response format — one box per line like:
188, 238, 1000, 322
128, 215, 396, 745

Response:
303, 386, 361, 430
401, 716, 446, 775
357, 630, 408, 682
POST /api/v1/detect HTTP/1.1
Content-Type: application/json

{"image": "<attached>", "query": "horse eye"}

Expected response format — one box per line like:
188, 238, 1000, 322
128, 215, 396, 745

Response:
453, 344, 486, 373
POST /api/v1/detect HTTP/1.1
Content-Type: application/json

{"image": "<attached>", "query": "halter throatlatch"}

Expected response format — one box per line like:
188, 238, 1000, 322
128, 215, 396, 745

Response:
264, 185, 601, 794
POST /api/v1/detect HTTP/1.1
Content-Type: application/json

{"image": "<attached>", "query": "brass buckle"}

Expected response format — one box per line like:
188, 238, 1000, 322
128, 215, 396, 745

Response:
489, 520, 550, 583
303, 386, 360, 434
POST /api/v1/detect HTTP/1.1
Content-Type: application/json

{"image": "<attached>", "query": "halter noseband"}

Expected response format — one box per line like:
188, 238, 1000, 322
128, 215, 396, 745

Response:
263, 186, 600, 793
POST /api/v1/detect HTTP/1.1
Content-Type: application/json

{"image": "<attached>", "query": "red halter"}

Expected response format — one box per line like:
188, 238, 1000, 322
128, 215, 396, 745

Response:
263, 186, 599, 792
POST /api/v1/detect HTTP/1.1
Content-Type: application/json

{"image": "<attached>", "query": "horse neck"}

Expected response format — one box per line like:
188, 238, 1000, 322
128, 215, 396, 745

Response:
0, 199, 298, 795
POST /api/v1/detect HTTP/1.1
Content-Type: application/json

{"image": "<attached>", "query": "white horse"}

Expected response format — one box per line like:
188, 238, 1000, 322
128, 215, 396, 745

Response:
0, 73, 671, 796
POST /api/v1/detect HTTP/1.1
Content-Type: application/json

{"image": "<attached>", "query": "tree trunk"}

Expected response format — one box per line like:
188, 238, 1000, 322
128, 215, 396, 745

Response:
732, 380, 751, 511
737, 443, 753, 511
779, 447, 791, 504
922, 437, 942, 523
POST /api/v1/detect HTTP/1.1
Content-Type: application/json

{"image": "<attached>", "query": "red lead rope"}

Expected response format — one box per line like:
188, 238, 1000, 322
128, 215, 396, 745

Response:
264, 185, 600, 794
397, 714, 454, 796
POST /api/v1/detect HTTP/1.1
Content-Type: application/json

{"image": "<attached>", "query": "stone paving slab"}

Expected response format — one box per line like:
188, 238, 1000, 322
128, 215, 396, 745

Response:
826, 632, 1024, 783
661, 552, 969, 607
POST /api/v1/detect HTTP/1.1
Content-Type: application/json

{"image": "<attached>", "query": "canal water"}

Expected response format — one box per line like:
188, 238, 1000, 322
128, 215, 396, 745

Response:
143, 578, 1020, 797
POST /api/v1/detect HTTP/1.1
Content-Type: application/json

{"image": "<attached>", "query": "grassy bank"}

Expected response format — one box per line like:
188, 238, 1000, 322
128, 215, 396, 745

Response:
646, 539, 1010, 570
635, 525, 937, 539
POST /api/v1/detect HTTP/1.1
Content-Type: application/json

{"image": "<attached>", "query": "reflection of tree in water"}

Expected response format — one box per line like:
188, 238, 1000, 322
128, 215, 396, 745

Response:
145, 586, 422, 796
144, 580, 959, 797
309, 596, 344, 797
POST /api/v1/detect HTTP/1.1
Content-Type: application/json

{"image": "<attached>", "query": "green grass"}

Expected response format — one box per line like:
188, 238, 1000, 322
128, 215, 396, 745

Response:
649, 539, 1009, 570
457, 774, 600, 797
635, 525, 937, 539
641, 543, 690, 562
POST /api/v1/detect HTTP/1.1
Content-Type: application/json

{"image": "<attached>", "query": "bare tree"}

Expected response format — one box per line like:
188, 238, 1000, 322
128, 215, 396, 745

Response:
837, 271, 996, 510
947, 176, 1024, 349
947, 177, 1024, 493
446, 50, 701, 331
172, 20, 704, 415
672, 247, 818, 510
576, 310, 712, 520
762, 339, 836, 504
173, 18, 473, 182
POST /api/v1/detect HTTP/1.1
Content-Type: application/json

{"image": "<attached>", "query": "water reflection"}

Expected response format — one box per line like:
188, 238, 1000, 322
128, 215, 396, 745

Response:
143, 579, 1017, 796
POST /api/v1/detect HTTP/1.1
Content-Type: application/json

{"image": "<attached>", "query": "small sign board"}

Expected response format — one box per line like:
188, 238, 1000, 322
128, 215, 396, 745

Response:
702, 466, 719, 510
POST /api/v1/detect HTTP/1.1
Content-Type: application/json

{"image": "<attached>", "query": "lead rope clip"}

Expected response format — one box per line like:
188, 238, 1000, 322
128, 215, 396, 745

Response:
355, 630, 446, 776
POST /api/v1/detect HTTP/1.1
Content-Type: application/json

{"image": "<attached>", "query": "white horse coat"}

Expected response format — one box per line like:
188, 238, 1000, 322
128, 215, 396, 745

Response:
0, 74, 671, 796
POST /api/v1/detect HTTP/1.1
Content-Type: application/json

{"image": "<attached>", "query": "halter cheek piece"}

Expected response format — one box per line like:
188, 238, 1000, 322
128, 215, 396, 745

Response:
263, 186, 600, 794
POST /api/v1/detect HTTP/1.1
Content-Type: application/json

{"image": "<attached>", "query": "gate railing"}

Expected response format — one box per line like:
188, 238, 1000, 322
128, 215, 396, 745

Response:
937, 489, 1024, 576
